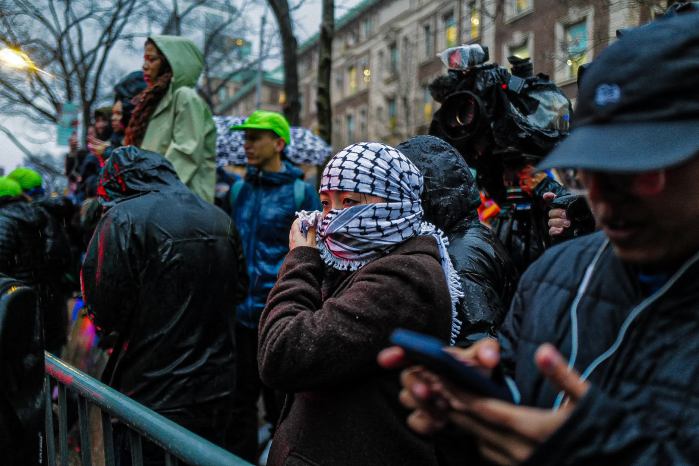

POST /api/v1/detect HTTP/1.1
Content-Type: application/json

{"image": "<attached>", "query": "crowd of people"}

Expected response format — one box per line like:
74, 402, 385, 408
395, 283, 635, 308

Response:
1, 4, 698, 465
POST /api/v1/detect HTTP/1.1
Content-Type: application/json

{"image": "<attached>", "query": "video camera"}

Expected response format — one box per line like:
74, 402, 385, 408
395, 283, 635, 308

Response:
429, 44, 571, 165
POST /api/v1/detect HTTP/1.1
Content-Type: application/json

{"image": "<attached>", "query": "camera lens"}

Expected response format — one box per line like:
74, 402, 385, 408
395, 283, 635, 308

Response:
439, 91, 484, 141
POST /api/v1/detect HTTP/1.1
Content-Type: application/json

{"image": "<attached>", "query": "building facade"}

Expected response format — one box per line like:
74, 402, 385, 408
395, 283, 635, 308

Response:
297, 0, 667, 151
213, 68, 286, 116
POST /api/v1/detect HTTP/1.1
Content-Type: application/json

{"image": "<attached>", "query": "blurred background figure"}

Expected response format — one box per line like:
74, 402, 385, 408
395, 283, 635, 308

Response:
8, 167, 72, 355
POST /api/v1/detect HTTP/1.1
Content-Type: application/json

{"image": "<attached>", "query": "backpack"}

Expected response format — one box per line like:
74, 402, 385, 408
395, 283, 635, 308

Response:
230, 178, 307, 211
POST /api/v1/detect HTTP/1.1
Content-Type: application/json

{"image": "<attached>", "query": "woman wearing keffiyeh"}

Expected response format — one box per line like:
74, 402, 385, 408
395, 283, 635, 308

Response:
258, 142, 457, 466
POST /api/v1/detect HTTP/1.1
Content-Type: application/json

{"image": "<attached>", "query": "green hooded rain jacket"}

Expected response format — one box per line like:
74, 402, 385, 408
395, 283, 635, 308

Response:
140, 35, 216, 203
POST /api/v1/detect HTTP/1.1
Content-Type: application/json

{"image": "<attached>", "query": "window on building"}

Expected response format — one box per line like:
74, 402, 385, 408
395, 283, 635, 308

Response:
359, 108, 368, 140
361, 59, 371, 85
346, 113, 355, 143
565, 20, 588, 79
509, 38, 530, 60
387, 98, 397, 131
469, 1, 480, 40
423, 23, 434, 59
377, 50, 384, 77
345, 30, 358, 49
422, 85, 433, 123
348, 65, 358, 93
335, 72, 344, 97
334, 116, 343, 145
389, 43, 399, 74
513, 0, 531, 15
361, 17, 373, 39
443, 12, 457, 48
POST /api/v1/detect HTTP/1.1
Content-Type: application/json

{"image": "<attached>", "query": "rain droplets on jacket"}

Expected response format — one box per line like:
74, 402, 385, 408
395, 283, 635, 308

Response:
397, 136, 518, 344
82, 147, 247, 410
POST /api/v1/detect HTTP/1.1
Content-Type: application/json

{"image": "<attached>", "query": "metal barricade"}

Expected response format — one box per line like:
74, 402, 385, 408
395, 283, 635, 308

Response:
44, 352, 251, 466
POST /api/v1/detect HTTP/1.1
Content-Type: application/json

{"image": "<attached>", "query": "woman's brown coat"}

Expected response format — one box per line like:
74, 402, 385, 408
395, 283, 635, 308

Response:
259, 236, 452, 466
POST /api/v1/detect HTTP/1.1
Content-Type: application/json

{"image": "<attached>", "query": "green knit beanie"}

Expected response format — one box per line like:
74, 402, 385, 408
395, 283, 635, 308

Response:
8, 167, 43, 191
0, 176, 22, 199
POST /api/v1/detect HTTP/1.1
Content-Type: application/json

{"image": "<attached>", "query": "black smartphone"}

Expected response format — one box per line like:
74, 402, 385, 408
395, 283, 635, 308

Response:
390, 328, 512, 401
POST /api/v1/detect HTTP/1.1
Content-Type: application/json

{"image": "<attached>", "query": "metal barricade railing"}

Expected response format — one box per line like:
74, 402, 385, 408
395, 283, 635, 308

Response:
44, 352, 252, 466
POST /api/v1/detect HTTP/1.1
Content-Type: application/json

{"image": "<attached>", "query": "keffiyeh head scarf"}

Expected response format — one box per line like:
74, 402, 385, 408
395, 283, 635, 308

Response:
298, 142, 464, 343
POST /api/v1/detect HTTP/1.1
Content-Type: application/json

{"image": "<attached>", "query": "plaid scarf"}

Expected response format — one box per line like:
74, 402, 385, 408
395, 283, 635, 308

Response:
299, 142, 464, 343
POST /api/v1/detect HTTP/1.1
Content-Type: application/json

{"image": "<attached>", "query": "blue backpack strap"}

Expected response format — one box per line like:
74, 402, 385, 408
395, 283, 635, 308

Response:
293, 178, 306, 211
230, 179, 245, 209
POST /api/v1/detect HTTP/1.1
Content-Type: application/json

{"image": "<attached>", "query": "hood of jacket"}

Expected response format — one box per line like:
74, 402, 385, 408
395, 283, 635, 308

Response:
97, 146, 187, 207
397, 135, 481, 232
244, 161, 305, 186
149, 35, 204, 90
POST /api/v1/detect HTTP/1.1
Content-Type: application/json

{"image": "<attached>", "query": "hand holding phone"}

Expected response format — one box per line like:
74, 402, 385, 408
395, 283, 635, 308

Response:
389, 329, 512, 402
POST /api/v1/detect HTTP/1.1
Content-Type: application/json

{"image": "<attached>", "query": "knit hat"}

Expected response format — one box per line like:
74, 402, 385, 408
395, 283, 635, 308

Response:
8, 167, 42, 191
0, 176, 22, 199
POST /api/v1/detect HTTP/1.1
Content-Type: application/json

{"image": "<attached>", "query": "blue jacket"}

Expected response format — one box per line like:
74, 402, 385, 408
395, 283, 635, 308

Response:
232, 162, 320, 328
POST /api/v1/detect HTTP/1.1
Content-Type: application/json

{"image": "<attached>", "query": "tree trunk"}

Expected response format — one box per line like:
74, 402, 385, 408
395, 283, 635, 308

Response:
268, 0, 301, 125
316, 0, 334, 144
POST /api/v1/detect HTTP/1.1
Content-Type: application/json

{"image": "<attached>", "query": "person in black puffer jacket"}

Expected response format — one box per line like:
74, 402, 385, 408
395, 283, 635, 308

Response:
397, 136, 518, 345
0, 177, 46, 287
9, 167, 73, 354
0, 176, 67, 352
81, 146, 247, 462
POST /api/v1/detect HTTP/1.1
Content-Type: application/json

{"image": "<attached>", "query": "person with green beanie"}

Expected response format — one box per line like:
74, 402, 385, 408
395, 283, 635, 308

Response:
0, 176, 22, 199
4, 168, 72, 354
8, 167, 43, 198
0, 172, 72, 356
123, 35, 216, 203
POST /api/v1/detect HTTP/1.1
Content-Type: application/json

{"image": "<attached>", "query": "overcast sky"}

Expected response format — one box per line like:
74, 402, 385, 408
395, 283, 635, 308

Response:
1, 0, 358, 174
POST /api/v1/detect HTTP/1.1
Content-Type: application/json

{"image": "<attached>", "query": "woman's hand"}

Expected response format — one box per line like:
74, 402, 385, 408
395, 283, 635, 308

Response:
289, 218, 317, 250
87, 135, 109, 157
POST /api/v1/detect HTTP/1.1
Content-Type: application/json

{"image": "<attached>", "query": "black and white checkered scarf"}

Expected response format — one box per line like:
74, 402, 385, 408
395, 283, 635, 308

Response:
298, 142, 463, 343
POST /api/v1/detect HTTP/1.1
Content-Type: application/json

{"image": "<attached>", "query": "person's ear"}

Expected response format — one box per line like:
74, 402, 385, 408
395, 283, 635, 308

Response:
275, 138, 286, 154
632, 170, 666, 197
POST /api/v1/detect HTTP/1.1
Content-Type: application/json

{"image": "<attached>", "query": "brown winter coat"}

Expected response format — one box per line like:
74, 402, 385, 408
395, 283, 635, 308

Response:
258, 236, 452, 466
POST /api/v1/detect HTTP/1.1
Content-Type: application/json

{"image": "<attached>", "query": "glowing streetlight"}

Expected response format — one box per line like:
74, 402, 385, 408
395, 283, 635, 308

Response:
0, 47, 54, 78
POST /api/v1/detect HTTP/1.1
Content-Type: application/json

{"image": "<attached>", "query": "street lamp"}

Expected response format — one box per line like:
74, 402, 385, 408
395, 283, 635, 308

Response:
0, 47, 54, 78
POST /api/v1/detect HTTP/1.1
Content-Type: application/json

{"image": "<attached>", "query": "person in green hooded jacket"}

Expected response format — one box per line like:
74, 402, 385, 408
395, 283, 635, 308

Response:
124, 35, 216, 203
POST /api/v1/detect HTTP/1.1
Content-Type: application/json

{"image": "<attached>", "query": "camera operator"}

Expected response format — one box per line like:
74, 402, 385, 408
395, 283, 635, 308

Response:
428, 45, 594, 273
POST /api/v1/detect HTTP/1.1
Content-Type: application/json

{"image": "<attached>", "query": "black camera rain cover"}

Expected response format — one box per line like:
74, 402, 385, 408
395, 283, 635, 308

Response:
491, 77, 572, 157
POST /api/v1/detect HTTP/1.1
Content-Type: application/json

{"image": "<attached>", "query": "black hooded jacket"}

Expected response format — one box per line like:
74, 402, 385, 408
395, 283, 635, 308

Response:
397, 136, 518, 344
0, 198, 46, 285
81, 146, 247, 410
0, 196, 69, 352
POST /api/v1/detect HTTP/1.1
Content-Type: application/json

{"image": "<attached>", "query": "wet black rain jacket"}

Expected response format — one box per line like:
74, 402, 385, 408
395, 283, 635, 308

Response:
0, 196, 70, 352
0, 198, 46, 285
397, 136, 518, 344
499, 231, 699, 465
82, 146, 247, 411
